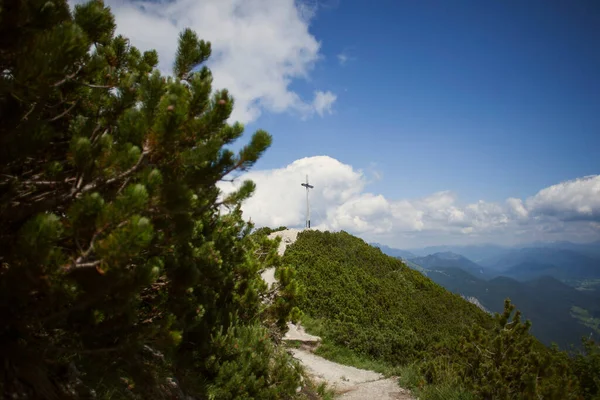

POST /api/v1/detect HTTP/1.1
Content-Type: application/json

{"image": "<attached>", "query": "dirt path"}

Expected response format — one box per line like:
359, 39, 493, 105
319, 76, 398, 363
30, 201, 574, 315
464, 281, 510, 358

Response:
292, 349, 412, 399
262, 229, 414, 399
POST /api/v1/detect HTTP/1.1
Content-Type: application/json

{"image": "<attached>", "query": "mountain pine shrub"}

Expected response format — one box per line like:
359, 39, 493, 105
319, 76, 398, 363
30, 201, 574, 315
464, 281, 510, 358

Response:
0, 1, 300, 398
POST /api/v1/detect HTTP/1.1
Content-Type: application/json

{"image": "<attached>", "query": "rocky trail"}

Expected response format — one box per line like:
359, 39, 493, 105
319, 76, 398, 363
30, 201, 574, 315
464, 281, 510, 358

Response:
261, 229, 413, 400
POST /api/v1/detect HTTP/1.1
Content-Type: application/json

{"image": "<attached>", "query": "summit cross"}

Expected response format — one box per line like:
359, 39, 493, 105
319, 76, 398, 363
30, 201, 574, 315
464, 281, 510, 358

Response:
300, 175, 314, 229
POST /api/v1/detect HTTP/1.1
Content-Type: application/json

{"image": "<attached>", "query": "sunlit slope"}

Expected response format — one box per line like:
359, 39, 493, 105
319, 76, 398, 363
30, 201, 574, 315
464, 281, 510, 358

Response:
283, 230, 492, 364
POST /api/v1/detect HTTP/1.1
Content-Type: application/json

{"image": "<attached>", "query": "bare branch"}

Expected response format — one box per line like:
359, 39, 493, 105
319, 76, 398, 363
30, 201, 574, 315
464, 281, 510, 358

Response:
53, 66, 83, 87
116, 176, 132, 195
72, 260, 102, 269
21, 180, 63, 186
21, 102, 37, 121
90, 124, 107, 144
56, 344, 125, 355
65, 220, 130, 272
84, 83, 114, 89
78, 147, 148, 195
47, 101, 78, 122
218, 159, 244, 182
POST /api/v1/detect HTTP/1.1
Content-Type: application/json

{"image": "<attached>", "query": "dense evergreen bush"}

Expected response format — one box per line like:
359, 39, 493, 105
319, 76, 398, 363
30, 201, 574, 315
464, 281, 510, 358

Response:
0, 1, 300, 398
285, 230, 600, 399
284, 230, 492, 363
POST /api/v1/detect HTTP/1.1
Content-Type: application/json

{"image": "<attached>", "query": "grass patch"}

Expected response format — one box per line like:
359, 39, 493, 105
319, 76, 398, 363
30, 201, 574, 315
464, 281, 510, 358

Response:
397, 363, 423, 389
315, 382, 335, 400
300, 314, 398, 376
418, 383, 474, 400
397, 363, 474, 400
285, 340, 304, 349
295, 375, 336, 400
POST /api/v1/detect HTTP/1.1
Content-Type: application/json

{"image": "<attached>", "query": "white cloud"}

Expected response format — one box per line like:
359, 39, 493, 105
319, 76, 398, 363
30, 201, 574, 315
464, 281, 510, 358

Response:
506, 197, 529, 219
77, 0, 336, 123
312, 91, 337, 116
526, 175, 600, 221
329, 193, 392, 234
218, 156, 600, 247
219, 156, 365, 228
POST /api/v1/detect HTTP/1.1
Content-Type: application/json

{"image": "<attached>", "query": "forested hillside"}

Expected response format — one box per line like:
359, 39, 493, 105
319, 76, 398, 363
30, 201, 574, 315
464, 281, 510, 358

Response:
424, 267, 599, 348
285, 230, 600, 399
286, 231, 492, 363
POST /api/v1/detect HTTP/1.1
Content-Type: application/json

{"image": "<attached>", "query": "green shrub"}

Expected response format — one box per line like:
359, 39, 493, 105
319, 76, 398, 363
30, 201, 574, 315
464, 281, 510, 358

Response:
0, 1, 300, 398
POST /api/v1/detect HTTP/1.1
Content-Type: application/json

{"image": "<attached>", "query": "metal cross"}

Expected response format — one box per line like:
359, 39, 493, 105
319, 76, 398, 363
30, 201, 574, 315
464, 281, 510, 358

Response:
301, 175, 314, 228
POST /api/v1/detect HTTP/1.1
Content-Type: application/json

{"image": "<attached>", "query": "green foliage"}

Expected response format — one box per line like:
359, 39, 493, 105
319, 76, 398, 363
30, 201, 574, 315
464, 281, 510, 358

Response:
0, 1, 300, 398
252, 226, 288, 237
249, 230, 304, 332
573, 338, 600, 399
398, 363, 474, 400
287, 230, 598, 399
301, 314, 397, 375
203, 324, 301, 400
457, 299, 580, 399
284, 230, 492, 365
424, 266, 600, 349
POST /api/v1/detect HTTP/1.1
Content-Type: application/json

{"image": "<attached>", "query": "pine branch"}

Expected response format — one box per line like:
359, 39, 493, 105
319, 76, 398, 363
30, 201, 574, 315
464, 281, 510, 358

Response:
90, 125, 107, 144
53, 65, 83, 87
47, 101, 78, 122
217, 158, 245, 182
78, 142, 149, 196
1, 146, 148, 227
65, 219, 129, 272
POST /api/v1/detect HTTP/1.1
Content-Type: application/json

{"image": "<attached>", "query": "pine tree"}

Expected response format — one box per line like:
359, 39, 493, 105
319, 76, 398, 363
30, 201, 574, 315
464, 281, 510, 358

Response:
459, 299, 580, 400
0, 1, 300, 398
573, 337, 600, 399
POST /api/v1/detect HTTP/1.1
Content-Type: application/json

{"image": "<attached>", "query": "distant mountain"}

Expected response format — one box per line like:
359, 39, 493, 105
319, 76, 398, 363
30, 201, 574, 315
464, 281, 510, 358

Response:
519, 240, 600, 258
479, 248, 600, 280
501, 262, 564, 281
380, 241, 600, 286
371, 243, 417, 260
406, 244, 510, 263
409, 252, 486, 277
404, 240, 600, 267
418, 265, 600, 349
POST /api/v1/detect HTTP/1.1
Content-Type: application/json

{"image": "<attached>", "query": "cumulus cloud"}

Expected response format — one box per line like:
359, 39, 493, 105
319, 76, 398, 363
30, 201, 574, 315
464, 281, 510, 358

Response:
219, 156, 365, 228
78, 0, 336, 123
525, 176, 600, 221
506, 198, 529, 219
218, 156, 600, 246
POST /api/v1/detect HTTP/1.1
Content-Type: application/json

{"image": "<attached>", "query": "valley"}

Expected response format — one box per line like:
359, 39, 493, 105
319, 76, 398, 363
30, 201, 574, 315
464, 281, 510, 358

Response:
374, 242, 600, 349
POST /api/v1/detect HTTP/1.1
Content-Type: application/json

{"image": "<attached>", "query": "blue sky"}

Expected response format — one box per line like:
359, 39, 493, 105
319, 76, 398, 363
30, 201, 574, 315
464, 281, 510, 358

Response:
248, 0, 600, 203
99, 0, 600, 246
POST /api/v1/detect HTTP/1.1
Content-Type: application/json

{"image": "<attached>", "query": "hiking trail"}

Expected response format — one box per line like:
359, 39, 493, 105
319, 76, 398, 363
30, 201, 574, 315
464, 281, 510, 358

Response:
261, 229, 414, 400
